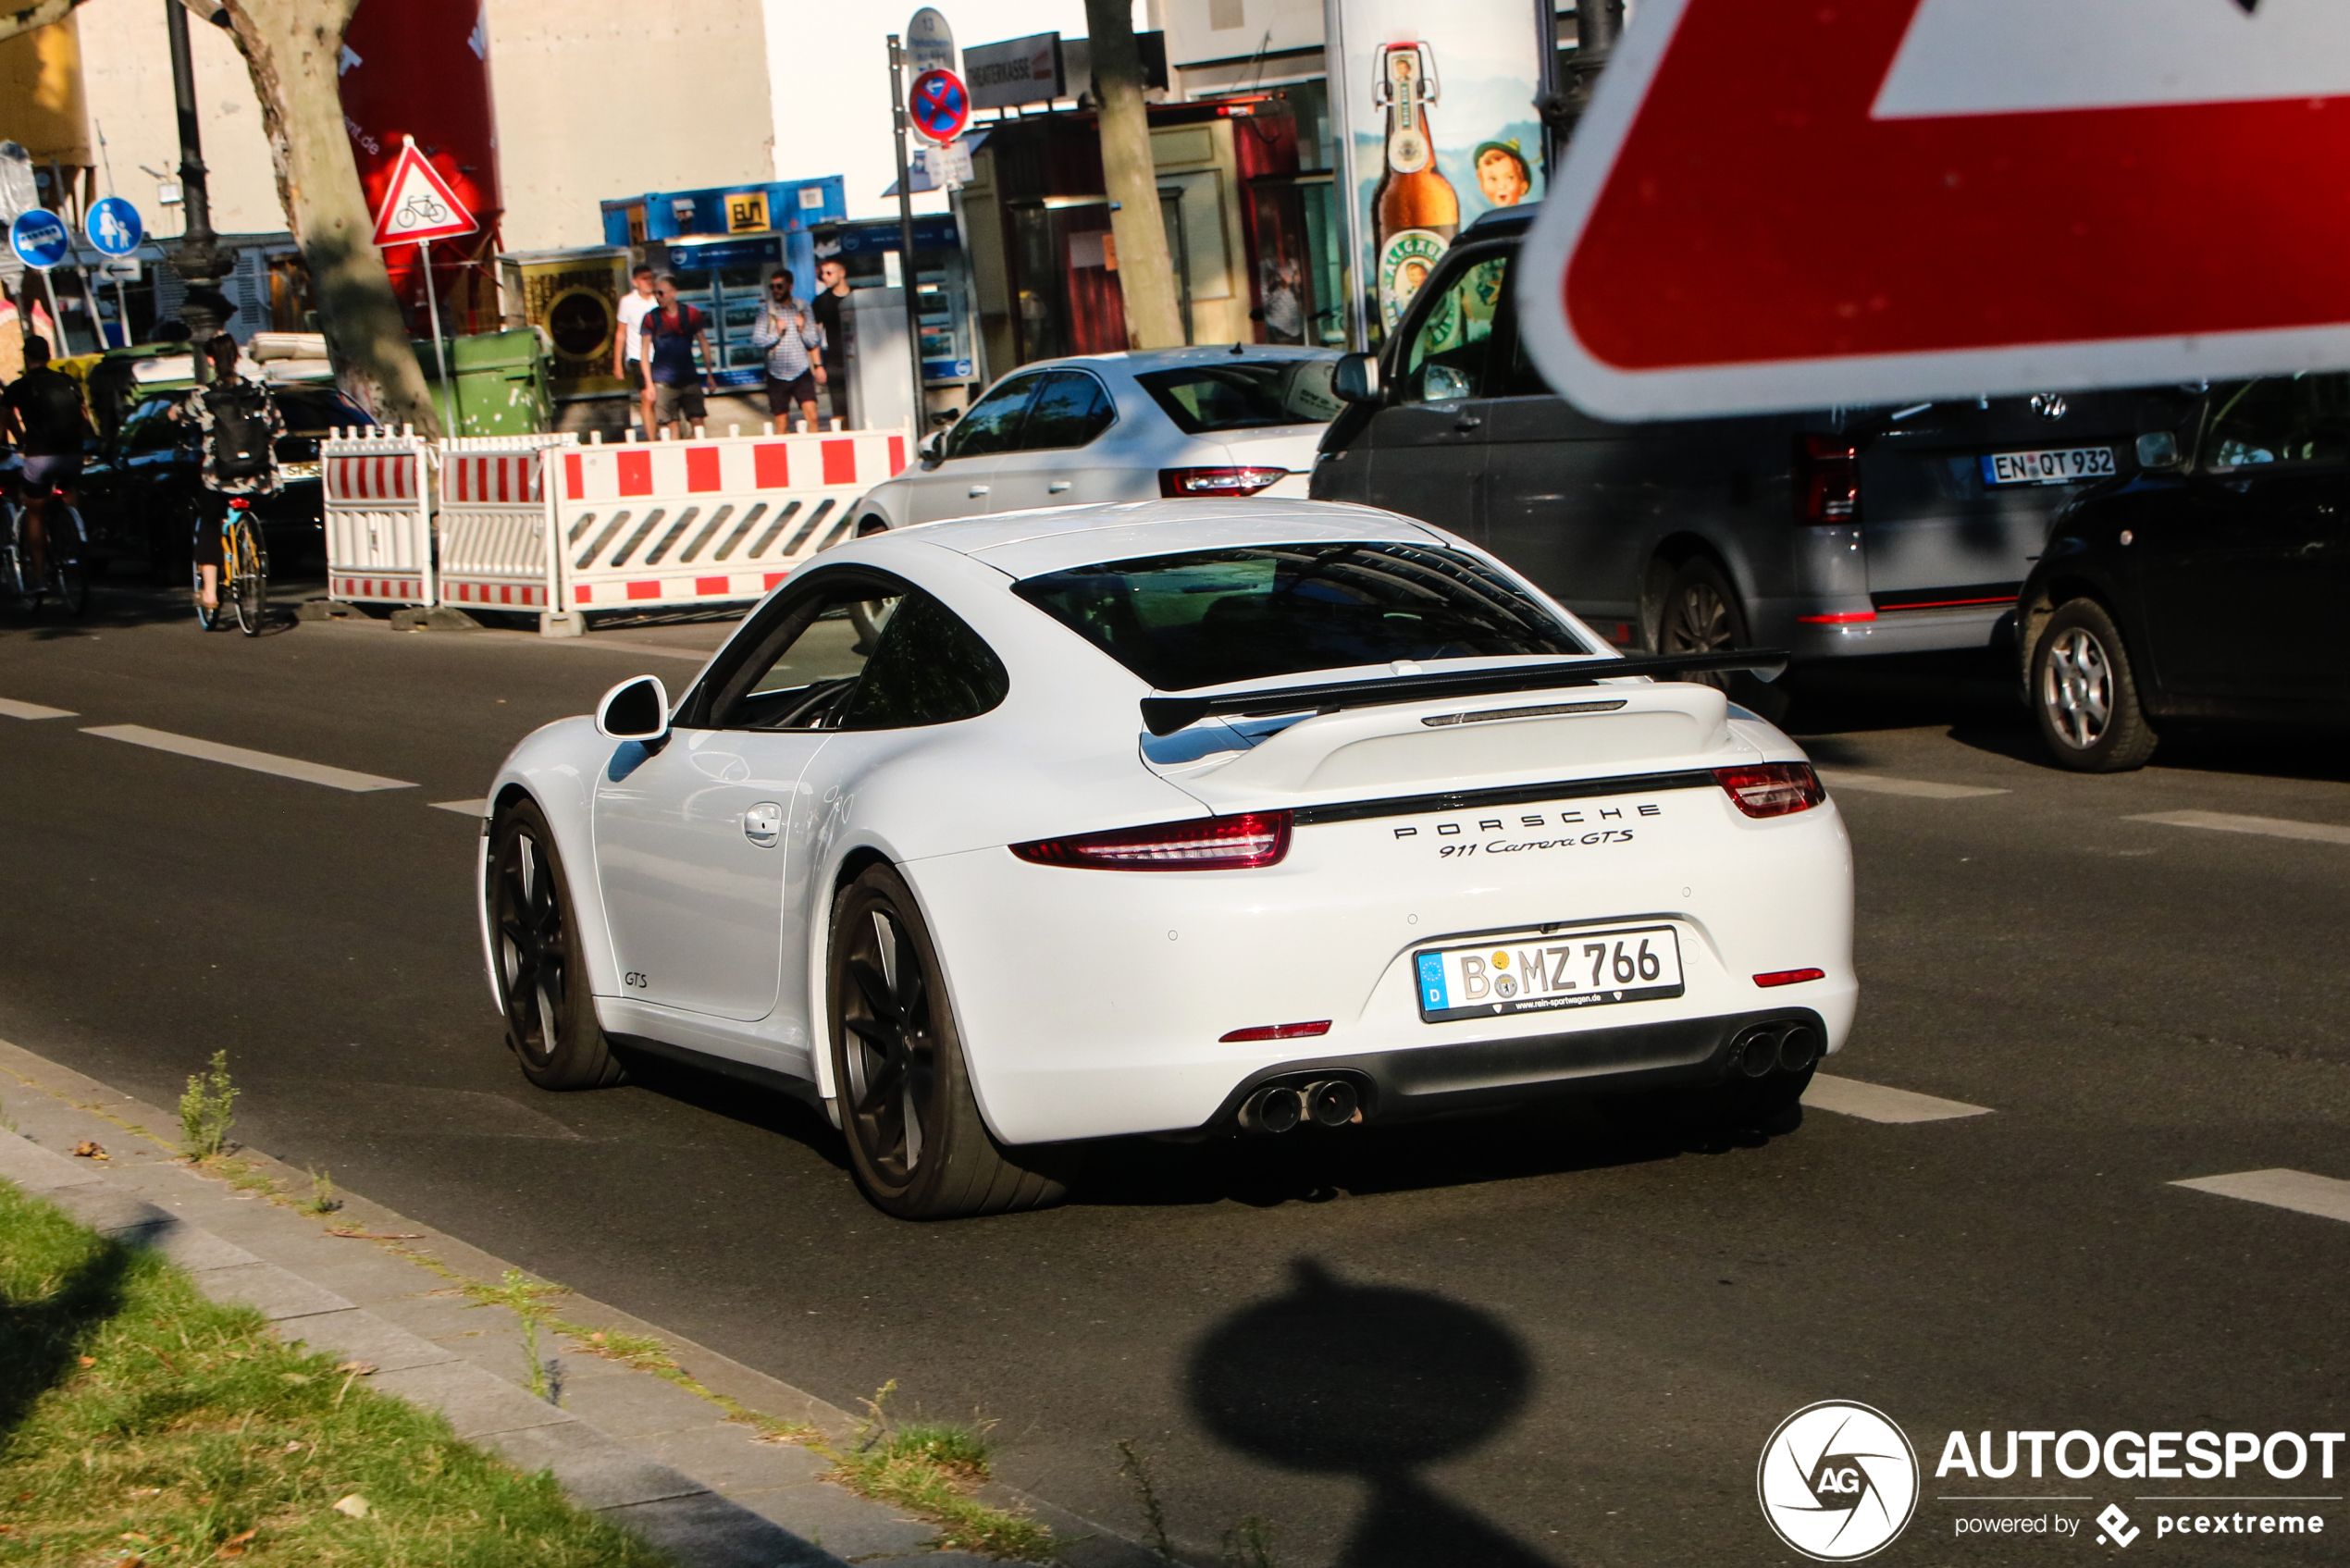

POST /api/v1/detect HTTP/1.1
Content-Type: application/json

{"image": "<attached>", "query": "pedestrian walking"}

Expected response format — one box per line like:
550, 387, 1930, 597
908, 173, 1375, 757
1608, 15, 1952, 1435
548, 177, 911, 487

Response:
751, 269, 825, 433
639, 276, 715, 439
812, 258, 853, 427
613, 264, 659, 435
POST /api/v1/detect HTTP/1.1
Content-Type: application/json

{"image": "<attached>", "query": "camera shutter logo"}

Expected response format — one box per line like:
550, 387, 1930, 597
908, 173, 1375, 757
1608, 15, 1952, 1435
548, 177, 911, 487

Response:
1757, 1401, 1920, 1561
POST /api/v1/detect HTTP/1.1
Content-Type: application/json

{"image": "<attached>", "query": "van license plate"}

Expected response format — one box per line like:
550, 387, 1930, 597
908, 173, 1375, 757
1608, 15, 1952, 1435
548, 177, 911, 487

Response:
1415, 925, 1685, 1022
1981, 447, 2116, 487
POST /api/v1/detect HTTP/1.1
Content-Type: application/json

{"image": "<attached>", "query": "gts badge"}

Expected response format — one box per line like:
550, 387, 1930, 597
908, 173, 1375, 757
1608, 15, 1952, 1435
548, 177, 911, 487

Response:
1396, 801, 1664, 858
624, 971, 650, 990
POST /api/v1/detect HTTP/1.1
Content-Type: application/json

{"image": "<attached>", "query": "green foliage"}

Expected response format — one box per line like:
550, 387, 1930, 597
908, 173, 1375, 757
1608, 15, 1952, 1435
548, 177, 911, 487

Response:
1220, 1513, 1281, 1568
1116, 1438, 1178, 1562
0, 1178, 672, 1565
176, 1050, 238, 1162
301, 1167, 340, 1216
822, 1381, 1054, 1561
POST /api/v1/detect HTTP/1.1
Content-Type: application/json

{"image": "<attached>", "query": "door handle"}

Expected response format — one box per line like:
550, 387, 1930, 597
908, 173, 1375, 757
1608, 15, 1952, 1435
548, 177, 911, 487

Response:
742, 801, 783, 849
1047, 481, 1072, 494
968, 485, 990, 498
1453, 414, 1484, 432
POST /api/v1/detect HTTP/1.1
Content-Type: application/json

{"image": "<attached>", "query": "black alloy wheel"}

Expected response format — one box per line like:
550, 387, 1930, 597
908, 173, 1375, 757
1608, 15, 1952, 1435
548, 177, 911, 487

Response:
490, 802, 625, 1090
1658, 556, 1748, 661
827, 864, 1071, 1220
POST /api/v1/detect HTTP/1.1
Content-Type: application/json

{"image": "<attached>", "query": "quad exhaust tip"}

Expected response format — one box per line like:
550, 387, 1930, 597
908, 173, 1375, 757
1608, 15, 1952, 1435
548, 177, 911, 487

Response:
1239, 1078, 1365, 1134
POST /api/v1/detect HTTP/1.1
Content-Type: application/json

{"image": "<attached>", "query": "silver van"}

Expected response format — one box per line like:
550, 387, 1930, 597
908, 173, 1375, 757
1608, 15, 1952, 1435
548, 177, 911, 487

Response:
1312, 206, 2200, 665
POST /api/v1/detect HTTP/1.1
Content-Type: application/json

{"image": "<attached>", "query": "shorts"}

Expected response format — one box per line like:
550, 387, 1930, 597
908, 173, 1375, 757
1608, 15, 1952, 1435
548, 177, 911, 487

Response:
652, 381, 707, 426
19, 453, 80, 494
191, 491, 231, 568
621, 357, 649, 391
767, 371, 819, 415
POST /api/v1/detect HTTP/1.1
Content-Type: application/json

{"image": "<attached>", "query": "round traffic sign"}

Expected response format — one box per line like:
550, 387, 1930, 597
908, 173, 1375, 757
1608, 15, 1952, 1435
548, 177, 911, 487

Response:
908, 68, 970, 145
86, 195, 144, 257
8, 208, 71, 271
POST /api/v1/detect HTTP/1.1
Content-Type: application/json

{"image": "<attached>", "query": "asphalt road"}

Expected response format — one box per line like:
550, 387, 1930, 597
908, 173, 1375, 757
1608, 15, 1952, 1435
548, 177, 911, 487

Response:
4, 581, 2346, 1567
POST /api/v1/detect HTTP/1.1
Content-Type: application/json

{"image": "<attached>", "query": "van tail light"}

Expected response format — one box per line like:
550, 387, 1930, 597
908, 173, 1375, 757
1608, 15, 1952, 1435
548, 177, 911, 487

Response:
1714, 763, 1825, 819
1793, 437, 1861, 524
1159, 466, 1289, 498
1012, 810, 1292, 870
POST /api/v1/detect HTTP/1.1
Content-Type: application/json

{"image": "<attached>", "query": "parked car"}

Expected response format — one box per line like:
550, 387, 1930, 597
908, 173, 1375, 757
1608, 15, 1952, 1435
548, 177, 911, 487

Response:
2020, 374, 2350, 772
1312, 204, 2203, 668
479, 500, 1853, 1219
77, 383, 376, 577
845, 346, 1341, 532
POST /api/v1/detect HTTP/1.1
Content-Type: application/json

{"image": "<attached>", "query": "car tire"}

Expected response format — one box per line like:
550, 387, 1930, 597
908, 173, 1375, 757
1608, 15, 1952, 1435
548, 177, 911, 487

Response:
2031, 597, 2158, 772
489, 801, 627, 1091
827, 864, 1071, 1220
1656, 554, 1788, 721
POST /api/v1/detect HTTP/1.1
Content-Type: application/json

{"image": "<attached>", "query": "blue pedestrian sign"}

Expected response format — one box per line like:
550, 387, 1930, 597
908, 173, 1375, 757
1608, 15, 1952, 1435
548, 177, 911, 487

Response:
8, 208, 71, 271
86, 196, 144, 257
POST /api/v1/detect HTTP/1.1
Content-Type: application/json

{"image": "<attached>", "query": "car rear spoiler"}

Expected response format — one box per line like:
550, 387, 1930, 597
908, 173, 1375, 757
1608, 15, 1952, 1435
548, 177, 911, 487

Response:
1139, 649, 1791, 736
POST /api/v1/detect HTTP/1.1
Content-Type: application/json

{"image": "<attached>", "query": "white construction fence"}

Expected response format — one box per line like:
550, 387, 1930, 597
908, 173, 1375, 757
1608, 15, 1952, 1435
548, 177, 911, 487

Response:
323, 424, 909, 632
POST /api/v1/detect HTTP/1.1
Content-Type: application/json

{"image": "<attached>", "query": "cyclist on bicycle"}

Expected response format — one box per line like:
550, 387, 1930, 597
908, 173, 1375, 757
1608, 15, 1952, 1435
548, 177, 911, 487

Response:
1, 338, 91, 588
171, 334, 283, 612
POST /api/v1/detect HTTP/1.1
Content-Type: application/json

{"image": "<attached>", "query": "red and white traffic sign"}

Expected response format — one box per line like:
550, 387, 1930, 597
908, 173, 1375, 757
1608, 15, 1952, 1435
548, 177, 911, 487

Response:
908, 68, 971, 145
371, 137, 476, 248
1517, 0, 2350, 419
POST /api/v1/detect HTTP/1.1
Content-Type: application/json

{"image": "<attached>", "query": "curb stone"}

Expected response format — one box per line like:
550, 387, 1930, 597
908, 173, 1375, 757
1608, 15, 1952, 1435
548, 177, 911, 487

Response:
0, 1035, 1155, 1568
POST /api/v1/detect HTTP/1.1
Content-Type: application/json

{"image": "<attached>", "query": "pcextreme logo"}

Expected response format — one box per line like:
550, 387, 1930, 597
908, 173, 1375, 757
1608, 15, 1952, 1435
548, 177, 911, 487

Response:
1758, 1401, 1923, 1562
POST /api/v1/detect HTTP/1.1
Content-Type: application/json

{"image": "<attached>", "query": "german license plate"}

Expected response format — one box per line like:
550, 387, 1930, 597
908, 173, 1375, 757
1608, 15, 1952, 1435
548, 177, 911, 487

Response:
1414, 925, 1685, 1023
1981, 447, 2116, 487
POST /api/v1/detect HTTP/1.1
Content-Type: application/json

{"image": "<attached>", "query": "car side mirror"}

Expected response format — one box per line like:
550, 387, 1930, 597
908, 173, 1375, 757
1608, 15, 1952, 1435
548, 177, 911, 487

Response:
596, 675, 671, 743
1333, 352, 1383, 404
918, 430, 945, 469
2134, 430, 2182, 472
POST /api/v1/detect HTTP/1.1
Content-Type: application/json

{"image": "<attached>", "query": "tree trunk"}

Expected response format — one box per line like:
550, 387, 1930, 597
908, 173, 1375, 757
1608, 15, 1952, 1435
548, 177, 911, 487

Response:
1083, 0, 1184, 350
212, 0, 439, 431
0, 0, 83, 43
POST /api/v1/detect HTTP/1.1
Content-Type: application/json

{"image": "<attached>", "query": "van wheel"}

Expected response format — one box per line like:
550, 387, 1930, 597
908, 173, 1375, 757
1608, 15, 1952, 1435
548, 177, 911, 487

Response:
2032, 598, 2157, 772
1658, 556, 1748, 657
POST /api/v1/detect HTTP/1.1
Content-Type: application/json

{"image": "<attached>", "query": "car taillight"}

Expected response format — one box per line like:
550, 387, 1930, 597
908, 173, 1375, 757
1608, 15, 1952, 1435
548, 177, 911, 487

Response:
1011, 810, 1292, 870
1793, 437, 1860, 524
1159, 466, 1288, 498
1714, 763, 1824, 819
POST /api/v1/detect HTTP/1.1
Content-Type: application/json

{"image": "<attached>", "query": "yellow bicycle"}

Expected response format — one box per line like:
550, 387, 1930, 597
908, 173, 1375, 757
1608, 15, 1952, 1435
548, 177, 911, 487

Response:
193, 495, 268, 636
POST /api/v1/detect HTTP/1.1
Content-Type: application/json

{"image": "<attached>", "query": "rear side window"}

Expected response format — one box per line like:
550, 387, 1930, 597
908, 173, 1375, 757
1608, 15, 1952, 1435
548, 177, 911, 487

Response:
1018, 371, 1117, 451
945, 372, 1045, 459
837, 592, 1011, 728
1134, 360, 1341, 435
1013, 541, 1590, 692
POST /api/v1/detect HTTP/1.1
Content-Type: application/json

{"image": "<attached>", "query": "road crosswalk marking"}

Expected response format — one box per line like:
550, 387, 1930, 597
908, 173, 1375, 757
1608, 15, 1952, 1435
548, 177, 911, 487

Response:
2171, 1169, 2350, 1226
431, 799, 490, 816
1804, 1073, 1994, 1123
0, 698, 77, 721
80, 725, 415, 794
2129, 810, 2350, 846
1819, 770, 2010, 800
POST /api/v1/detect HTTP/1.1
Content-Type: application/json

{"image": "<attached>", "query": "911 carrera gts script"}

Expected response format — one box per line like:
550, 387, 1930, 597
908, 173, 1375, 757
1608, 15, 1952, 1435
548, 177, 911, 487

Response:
1397, 800, 1663, 857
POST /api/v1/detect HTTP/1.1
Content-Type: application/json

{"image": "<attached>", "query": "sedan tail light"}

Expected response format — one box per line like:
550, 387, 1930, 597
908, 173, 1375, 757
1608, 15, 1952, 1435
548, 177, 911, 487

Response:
1011, 810, 1292, 870
1793, 436, 1861, 524
1159, 466, 1289, 498
1714, 763, 1825, 819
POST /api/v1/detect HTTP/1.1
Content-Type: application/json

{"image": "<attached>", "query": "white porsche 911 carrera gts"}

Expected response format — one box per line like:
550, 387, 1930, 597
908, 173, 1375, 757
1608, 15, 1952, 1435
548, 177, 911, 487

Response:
477, 500, 1854, 1219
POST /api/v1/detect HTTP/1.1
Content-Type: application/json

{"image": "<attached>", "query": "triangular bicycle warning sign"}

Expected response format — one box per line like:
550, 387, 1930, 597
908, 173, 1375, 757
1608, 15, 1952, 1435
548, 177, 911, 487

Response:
371, 138, 476, 248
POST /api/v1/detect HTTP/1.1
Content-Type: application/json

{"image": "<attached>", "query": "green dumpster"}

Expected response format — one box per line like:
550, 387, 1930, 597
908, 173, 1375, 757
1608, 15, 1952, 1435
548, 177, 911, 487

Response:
412, 327, 554, 437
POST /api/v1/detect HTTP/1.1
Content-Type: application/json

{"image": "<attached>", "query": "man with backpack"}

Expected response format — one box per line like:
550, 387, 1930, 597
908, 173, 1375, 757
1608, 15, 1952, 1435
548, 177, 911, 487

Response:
639, 275, 715, 439
1, 336, 92, 592
171, 334, 283, 613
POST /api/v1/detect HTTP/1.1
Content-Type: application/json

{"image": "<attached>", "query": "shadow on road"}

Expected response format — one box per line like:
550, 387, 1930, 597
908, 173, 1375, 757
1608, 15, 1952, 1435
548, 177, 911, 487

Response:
1187, 1257, 1559, 1567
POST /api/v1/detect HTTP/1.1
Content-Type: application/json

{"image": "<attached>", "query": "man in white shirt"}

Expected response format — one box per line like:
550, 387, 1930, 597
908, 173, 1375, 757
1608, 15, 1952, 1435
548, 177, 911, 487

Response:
612, 265, 659, 434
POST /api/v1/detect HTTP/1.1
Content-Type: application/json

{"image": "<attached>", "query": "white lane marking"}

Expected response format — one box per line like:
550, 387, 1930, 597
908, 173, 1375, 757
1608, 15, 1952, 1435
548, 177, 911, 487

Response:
1818, 770, 2010, 800
80, 725, 415, 793
1803, 1073, 1994, 1124
432, 798, 490, 817
2171, 1169, 2350, 1226
2129, 809, 2350, 846
0, 698, 77, 721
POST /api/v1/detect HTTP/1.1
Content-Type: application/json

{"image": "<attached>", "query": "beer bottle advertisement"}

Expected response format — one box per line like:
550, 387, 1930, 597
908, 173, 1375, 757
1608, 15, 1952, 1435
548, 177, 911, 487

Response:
1334, 0, 1545, 342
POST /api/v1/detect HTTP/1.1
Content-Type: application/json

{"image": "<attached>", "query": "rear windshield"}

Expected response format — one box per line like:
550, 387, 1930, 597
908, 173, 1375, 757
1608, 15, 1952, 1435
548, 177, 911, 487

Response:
275, 387, 375, 433
1013, 542, 1591, 693
1133, 360, 1342, 435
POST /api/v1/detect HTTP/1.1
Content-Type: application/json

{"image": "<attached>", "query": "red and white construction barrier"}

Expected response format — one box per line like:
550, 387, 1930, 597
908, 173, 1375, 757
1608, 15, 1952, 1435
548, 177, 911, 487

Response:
553, 428, 906, 611
324, 426, 434, 606
437, 434, 575, 612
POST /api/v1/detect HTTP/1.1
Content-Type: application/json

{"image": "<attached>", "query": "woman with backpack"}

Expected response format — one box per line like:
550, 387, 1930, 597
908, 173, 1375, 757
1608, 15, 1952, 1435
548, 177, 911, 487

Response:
171, 334, 284, 613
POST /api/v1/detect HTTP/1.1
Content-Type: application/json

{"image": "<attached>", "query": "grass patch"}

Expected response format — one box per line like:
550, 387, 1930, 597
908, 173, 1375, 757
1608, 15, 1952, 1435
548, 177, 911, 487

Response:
176, 1051, 238, 1163
822, 1382, 1055, 1562
0, 1179, 672, 1566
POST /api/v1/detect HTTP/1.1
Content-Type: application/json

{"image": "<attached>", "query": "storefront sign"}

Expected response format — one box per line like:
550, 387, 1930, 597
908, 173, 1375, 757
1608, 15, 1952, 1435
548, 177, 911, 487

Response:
1327, 0, 1543, 341
965, 32, 1063, 110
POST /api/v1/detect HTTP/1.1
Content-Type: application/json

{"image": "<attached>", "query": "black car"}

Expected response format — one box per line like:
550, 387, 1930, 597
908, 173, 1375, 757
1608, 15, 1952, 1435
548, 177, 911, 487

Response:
77, 383, 375, 577
2020, 374, 2350, 772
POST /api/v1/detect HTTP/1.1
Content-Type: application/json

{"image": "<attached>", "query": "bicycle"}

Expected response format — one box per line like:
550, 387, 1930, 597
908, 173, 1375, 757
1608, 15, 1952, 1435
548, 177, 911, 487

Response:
193, 494, 268, 636
0, 466, 92, 619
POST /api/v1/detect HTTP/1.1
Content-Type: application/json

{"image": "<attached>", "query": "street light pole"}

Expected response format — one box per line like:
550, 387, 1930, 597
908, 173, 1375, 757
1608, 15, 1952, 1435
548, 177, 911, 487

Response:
163, 0, 235, 380
888, 34, 929, 440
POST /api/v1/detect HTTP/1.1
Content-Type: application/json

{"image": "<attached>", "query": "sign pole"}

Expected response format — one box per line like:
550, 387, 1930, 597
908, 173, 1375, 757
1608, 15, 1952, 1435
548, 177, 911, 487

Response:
888, 34, 928, 441
419, 237, 456, 436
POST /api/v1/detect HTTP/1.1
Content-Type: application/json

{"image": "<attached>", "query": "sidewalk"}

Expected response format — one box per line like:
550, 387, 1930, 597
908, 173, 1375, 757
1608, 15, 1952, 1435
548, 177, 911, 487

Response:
0, 1035, 1149, 1568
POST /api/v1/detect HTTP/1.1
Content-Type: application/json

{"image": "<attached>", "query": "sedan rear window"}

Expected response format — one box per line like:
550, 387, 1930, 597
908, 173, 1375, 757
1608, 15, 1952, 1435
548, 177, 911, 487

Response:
1013, 542, 1591, 692
1134, 361, 1342, 435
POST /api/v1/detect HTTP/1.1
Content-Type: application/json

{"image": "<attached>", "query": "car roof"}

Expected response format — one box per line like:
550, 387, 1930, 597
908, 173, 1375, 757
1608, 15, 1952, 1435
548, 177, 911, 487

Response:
1012, 345, 1340, 378
877, 499, 1450, 579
